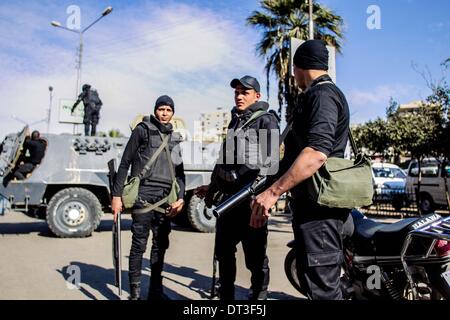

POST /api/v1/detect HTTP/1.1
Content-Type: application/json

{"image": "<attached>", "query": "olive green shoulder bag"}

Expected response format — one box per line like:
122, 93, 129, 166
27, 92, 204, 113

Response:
304, 81, 374, 209
305, 129, 374, 209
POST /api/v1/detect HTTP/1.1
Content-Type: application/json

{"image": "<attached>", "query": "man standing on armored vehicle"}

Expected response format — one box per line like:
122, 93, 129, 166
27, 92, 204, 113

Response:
71, 84, 103, 136
111, 95, 186, 300
198, 76, 279, 300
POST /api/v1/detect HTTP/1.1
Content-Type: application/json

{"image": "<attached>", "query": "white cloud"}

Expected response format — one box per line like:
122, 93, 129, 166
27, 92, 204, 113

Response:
0, 2, 273, 140
347, 83, 428, 124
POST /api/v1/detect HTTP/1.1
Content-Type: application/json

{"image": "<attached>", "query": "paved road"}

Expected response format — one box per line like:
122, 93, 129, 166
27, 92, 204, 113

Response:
0, 211, 302, 300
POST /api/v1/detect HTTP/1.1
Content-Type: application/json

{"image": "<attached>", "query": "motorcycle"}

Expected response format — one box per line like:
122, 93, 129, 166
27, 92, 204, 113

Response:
284, 209, 450, 300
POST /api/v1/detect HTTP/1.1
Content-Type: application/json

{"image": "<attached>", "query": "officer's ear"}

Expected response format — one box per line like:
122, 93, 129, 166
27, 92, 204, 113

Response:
255, 92, 261, 100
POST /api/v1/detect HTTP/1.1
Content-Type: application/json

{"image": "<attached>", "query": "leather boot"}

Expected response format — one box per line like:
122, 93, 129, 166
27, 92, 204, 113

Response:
248, 289, 268, 300
147, 276, 170, 300
129, 282, 141, 300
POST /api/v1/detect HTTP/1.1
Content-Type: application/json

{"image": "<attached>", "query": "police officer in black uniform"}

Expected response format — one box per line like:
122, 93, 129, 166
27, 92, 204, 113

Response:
251, 40, 351, 300
13, 129, 46, 180
198, 76, 279, 300
71, 84, 103, 136
111, 95, 186, 300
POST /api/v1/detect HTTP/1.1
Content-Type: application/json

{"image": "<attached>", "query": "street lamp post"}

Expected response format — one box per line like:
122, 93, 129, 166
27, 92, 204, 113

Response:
309, 0, 314, 40
51, 6, 113, 99
47, 86, 53, 134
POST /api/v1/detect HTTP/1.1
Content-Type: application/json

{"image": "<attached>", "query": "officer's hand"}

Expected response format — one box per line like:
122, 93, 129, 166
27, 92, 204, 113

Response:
194, 185, 209, 198
112, 196, 123, 223
167, 199, 185, 218
250, 189, 278, 228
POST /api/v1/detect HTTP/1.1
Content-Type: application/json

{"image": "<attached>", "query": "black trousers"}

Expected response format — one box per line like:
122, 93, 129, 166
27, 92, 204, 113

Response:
291, 200, 350, 300
214, 200, 270, 300
83, 108, 99, 136
129, 198, 171, 291
13, 163, 35, 180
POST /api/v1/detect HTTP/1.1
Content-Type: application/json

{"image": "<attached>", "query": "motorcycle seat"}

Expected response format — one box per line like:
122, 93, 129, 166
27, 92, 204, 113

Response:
353, 218, 386, 239
374, 218, 418, 238
352, 214, 442, 255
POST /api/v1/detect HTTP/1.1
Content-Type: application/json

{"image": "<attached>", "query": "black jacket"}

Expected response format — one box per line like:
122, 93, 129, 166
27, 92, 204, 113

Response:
72, 89, 103, 113
24, 137, 46, 165
111, 115, 185, 200
210, 101, 280, 194
281, 75, 350, 205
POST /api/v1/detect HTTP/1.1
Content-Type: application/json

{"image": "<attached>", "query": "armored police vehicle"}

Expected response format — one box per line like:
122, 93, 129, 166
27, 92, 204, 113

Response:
0, 126, 218, 237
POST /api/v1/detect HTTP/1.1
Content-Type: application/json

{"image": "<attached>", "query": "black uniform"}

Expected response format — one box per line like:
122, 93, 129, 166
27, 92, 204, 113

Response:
208, 101, 279, 300
72, 88, 103, 136
111, 115, 185, 297
14, 137, 46, 180
281, 75, 350, 300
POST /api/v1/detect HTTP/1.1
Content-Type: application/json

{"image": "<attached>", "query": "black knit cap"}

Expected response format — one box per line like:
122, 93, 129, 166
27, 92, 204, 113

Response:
154, 95, 175, 114
293, 40, 329, 71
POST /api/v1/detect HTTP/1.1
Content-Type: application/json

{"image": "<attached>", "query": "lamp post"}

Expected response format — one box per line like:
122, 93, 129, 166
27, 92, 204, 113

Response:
51, 6, 113, 99
47, 86, 53, 133
308, 0, 314, 40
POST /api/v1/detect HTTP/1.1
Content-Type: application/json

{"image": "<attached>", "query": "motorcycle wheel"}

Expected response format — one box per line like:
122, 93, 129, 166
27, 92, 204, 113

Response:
428, 264, 450, 300
403, 264, 450, 300
284, 249, 305, 295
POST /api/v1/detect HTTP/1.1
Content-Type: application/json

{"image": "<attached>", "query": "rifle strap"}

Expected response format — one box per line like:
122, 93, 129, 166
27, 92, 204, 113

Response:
133, 196, 168, 214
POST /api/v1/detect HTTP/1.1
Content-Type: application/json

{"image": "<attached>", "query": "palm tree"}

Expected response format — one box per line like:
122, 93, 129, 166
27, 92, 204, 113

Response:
247, 0, 344, 120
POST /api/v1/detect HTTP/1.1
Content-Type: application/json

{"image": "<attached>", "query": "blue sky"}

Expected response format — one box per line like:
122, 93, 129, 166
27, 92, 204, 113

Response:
0, 0, 448, 139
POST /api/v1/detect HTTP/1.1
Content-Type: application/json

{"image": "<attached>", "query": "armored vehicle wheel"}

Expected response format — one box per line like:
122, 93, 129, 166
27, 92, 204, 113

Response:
46, 188, 103, 238
187, 194, 216, 233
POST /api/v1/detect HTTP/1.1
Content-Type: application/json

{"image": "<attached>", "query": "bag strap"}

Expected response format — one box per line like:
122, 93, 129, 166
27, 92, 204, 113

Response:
347, 129, 359, 155
161, 133, 176, 183
138, 134, 169, 179
241, 110, 268, 129
280, 122, 292, 144
313, 80, 360, 155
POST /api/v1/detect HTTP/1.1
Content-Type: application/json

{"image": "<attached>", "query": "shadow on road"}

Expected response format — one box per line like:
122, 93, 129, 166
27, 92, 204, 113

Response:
160, 261, 301, 300
58, 262, 124, 300
0, 221, 55, 237
161, 262, 224, 300
58, 260, 191, 300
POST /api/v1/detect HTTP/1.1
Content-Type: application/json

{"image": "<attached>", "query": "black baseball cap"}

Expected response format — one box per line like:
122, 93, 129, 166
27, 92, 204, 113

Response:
230, 75, 261, 93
